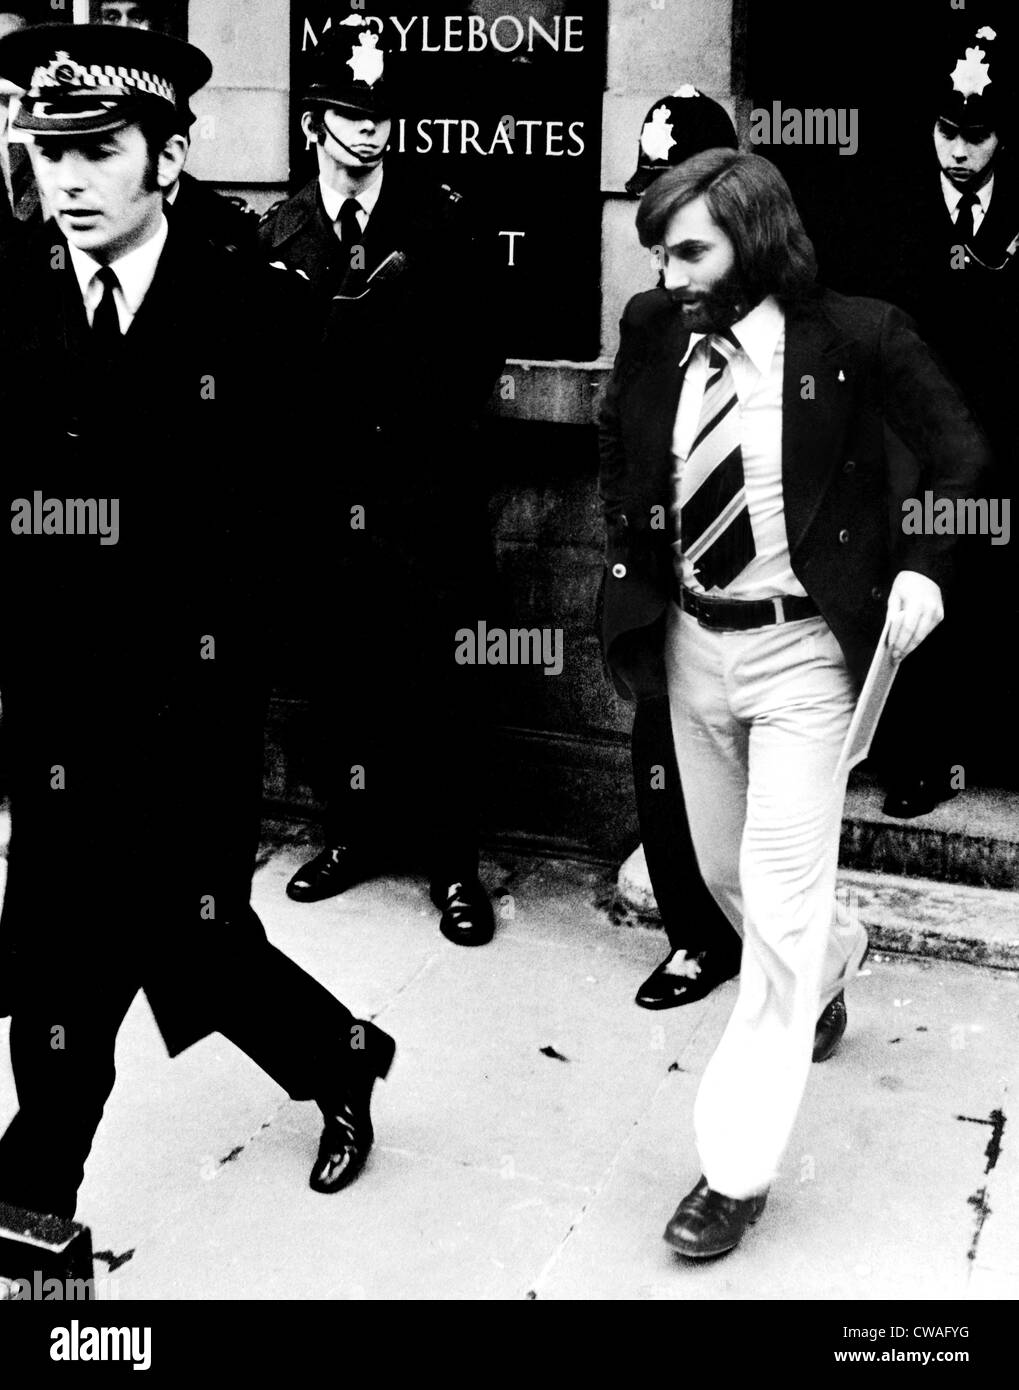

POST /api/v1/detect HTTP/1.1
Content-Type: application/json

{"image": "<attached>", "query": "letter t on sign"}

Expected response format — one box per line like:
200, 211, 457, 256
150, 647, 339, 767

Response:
499, 231, 526, 267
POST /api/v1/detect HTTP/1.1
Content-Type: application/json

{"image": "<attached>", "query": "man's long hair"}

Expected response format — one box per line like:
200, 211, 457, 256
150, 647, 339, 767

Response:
636, 149, 817, 305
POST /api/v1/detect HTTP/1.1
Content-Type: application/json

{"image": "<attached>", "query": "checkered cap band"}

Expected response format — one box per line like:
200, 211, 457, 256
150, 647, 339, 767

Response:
30, 56, 176, 107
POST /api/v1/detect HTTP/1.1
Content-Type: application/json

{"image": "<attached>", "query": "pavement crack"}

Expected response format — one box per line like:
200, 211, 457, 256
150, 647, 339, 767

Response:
956, 1108, 1006, 1174
219, 1145, 245, 1166
540, 1045, 570, 1062
965, 1186, 991, 1263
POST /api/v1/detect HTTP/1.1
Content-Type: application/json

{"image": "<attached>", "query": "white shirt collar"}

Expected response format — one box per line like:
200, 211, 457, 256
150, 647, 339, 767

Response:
68, 212, 169, 319
941, 171, 994, 216
679, 294, 784, 376
319, 166, 384, 224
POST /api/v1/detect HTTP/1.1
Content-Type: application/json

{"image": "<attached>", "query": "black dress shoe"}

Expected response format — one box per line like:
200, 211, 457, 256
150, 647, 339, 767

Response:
882, 773, 959, 819
431, 878, 495, 947
813, 940, 868, 1062
286, 845, 369, 903
635, 947, 740, 1010
310, 1020, 396, 1195
812, 992, 847, 1062
663, 1175, 768, 1259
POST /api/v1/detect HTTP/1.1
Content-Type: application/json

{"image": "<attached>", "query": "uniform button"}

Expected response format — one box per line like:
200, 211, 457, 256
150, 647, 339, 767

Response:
611, 563, 627, 579
843, 460, 856, 474
838, 529, 850, 544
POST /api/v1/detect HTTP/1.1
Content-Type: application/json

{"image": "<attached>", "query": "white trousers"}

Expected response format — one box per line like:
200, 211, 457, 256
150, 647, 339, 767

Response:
665, 605, 869, 1199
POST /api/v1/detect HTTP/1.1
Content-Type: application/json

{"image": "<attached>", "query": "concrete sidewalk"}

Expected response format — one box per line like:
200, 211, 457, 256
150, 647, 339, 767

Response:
1, 848, 1016, 1301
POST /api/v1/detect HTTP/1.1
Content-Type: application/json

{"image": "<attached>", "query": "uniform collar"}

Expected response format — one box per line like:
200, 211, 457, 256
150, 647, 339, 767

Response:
679, 294, 784, 375
940, 171, 994, 215
67, 211, 169, 316
318, 165, 384, 224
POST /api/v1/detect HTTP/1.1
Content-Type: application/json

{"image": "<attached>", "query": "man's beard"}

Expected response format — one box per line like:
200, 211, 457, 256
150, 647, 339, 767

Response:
669, 265, 752, 334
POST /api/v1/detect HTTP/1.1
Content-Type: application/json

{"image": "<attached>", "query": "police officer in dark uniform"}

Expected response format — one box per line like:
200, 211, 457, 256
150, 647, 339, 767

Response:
258, 18, 505, 946
616, 88, 743, 1009
0, 22, 394, 1218
857, 23, 1019, 805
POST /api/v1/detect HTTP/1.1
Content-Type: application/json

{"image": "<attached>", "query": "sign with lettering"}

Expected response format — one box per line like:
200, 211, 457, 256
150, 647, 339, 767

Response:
289, 3, 607, 361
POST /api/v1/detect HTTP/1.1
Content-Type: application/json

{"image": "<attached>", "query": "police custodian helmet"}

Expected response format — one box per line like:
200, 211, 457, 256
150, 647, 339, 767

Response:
930, 23, 1012, 138
626, 86, 738, 196
302, 14, 398, 121
0, 21, 210, 138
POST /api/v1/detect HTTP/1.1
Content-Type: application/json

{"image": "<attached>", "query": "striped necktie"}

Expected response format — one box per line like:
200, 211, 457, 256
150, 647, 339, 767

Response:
679, 334, 756, 593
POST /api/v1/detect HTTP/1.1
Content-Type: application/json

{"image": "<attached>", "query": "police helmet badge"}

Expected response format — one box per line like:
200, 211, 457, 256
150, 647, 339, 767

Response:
347, 32, 384, 88
640, 107, 677, 162
950, 45, 993, 100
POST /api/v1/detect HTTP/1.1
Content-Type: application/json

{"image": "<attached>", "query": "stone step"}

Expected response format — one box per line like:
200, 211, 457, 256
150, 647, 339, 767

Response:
613, 849, 1019, 971
840, 774, 1019, 891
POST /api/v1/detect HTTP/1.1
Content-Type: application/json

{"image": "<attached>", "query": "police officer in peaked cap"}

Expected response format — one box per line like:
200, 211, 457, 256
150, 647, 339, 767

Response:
259, 16, 506, 947
0, 21, 395, 1222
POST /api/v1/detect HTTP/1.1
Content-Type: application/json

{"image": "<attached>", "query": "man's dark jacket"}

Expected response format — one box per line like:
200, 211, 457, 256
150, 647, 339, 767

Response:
0, 218, 313, 1050
598, 286, 989, 701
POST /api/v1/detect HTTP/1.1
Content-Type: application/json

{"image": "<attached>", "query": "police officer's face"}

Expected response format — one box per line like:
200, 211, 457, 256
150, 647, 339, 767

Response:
30, 124, 185, 262
312, 107, 392, 171
658, 195, 746, 333
99, 2, 153, 27
933, 117, 1000, 189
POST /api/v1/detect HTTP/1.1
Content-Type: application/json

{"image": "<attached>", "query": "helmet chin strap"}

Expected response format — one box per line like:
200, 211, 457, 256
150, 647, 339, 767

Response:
321, 110, 388, 164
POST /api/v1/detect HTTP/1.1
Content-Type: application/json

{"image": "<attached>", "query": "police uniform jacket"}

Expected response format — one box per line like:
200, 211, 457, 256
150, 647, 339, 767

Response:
599, 286, 990, 701
0, 218, 314, 1051
833, 162, 1019, 465
257, 166, 504, 602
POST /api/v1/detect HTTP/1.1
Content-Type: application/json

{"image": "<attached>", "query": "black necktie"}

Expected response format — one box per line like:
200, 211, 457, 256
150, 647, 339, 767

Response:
91, 265, 122, 349
954, 190, 979, 246
335, 197, 365, 293
336, 197, 363, 254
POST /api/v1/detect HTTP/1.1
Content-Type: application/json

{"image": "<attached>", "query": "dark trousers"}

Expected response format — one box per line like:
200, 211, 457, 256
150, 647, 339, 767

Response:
631, 696, 741, 958
304, 553, 489, 880
0, 930, 356, 1219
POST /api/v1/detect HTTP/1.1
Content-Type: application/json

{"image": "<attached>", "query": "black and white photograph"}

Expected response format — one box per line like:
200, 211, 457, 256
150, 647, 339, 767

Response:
0, 0, 1015, 1360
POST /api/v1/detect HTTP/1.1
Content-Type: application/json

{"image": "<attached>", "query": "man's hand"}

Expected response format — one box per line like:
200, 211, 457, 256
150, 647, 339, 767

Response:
886, 570, 944, 663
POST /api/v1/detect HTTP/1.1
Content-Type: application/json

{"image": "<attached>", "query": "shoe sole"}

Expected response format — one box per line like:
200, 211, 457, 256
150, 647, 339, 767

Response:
286, 885, 351, 903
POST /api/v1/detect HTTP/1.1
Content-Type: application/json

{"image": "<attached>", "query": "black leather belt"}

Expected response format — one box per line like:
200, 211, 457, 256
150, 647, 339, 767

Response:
672, 576, 819, 631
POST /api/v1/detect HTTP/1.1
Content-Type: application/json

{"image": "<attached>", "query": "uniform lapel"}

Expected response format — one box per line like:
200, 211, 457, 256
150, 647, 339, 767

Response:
781, 293, 858, 557
267, 178, 337, 292
972, 168, 1019, 268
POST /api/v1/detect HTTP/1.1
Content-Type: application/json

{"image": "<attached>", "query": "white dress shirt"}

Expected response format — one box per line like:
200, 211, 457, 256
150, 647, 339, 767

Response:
68, 213, 169, 334
940, 172, 993, 236
319, 167, 384, 235
671, 294, 806, 600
